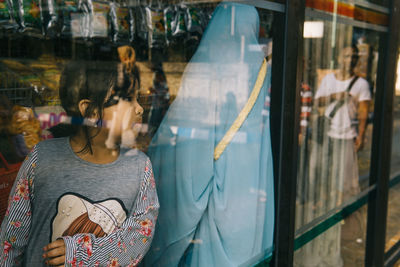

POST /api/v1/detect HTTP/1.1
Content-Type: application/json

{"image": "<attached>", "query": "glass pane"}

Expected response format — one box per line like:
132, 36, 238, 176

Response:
386, 182, 400, 253
296, 6, 381, 267
294, 203, 368, 267
297, 19, 379, 226
385, 53, 400, 253
0, 1, 276, 266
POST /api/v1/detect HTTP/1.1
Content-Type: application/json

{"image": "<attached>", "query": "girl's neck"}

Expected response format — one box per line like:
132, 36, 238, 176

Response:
70, 129, 120, 164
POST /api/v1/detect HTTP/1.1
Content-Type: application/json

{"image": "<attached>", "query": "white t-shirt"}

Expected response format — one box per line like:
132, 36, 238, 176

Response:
315, 73, 371, 139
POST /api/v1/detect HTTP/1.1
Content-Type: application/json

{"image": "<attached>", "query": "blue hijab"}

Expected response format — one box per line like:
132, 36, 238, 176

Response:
145, 3, 274, 266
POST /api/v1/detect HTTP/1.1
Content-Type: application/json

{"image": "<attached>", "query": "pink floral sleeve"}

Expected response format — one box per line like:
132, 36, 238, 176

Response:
63, 159, 159, 267
0, 147, 37, 266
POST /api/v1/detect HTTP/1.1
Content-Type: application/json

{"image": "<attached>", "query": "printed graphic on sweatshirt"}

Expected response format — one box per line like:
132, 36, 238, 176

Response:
51, 194, 127, 241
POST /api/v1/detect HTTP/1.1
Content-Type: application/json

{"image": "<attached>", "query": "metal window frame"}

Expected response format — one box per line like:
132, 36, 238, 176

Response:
365, 0, 400, 265
266, 0, 400, 265
269, 0, 305, 266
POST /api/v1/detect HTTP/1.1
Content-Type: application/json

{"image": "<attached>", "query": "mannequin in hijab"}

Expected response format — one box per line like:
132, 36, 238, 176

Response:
144, 2, 274, 266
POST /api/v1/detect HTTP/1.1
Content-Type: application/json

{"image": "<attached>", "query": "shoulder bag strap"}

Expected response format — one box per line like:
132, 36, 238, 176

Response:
327, 76, 359, 119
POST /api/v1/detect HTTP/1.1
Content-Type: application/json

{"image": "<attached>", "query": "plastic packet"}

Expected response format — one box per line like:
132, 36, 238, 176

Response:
45, 0, 58, 36
163, 5, 174, 44
145, 5, 165, 48
68, 0, 94, 39
186, 6, 203, 35
0, 0, 16, 27
128, 7, 134, 42
59, 0, 78, 37
16, 0, 44, 34
172, 5, 186, 37
91, 0, 110, 38
135, 5, 147, 42
110, 2, 130, 44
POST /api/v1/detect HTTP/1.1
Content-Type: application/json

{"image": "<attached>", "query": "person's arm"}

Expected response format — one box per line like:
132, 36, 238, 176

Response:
0, 147, 36, 266
355, 100, 370, 151
45, 159, 159, 267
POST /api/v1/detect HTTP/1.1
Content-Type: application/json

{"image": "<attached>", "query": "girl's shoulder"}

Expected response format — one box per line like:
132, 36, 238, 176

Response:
35, 137, 69, 152
120, 148, 150, 163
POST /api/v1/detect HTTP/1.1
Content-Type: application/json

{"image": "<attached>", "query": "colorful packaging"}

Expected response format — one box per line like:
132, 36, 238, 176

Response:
186, 6, 203, 35
45, 0, 58, 36
135, 5, 148, 42
91, 0, 110, 38
110, 2, 130, 44
163, 5, 175, 44
16, 0, 43, 34
0, 0, 12, 24
59, 0, 79, 37
128, 7, 134, 42
145, 6, 165, 48
172, 5, 186, 37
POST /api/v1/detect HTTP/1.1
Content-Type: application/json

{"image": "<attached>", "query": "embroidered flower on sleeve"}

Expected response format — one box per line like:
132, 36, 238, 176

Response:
10, 221, 21, 228
77, 235, 93, 257
128, 254, 143, 266
16, 179, 29, 200
3, 240, 12, 259
150, 173, 156, 189
107, 257, 120, 267
68, 257, 77, 267
137, 219, 153, 237
117, 241, 127, 253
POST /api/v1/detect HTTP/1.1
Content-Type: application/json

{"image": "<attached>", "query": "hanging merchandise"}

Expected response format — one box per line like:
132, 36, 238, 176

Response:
110, 2, 131, 44
185, 5, 203, 35
16, 0, 44, 34
145, 5, 165, 49
135, 5, 148, 42
91, 0, 110, 38
72, 0, 92, 39
172, 4, 187, 37
0, 0, 10, 23
45, 0, 58, 36
59, 0, 79, 37
163, 5, 175, 45
59, 0, 91, 38
128, 6, 134, 42
0, 0, 16, 28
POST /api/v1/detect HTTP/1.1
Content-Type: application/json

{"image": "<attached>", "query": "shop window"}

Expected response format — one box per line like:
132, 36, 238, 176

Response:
0, 1, 277, 266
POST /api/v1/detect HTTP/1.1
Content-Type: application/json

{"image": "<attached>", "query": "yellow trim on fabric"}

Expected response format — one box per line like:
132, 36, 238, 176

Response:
214, 59, 267, 161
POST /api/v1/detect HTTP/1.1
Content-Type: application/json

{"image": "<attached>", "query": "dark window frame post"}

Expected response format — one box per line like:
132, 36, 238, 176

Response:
365, 0, 400, 265
270, 0, 305, 266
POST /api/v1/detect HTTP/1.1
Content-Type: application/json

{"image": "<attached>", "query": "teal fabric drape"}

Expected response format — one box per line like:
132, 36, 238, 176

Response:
145, 3, 274, 266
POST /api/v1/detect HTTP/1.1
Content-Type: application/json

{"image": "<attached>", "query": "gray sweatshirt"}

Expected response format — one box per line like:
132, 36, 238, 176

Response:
0, 137, 159, 266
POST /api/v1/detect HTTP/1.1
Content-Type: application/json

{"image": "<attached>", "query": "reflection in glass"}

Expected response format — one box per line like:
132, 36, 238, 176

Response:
294, 205, 367, 267
296, 18, 378, 267
144, 3, 274, 266
385, 55, 400, 253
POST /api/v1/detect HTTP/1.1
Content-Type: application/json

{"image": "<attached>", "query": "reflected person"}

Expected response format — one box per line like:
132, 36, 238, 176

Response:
302, 46, 371, 267
314, 46, 371, 202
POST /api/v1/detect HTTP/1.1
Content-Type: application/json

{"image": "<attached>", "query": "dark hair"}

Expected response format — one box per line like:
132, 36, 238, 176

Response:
50, 61, 118, 154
